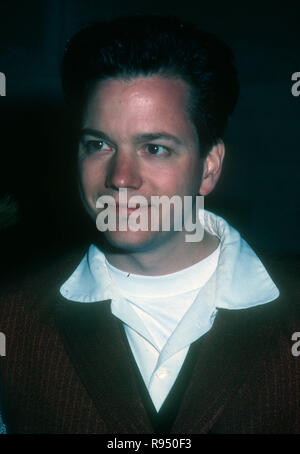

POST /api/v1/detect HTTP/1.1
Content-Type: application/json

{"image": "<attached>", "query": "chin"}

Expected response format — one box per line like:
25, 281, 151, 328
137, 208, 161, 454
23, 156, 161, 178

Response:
101, 229, 164, 253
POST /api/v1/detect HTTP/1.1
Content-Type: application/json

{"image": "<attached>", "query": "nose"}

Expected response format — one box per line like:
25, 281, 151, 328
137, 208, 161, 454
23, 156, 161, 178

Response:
105, 150, 143, 191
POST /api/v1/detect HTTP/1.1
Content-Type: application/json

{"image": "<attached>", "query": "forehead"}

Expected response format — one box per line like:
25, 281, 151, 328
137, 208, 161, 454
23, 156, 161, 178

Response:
82, 76, 193, 134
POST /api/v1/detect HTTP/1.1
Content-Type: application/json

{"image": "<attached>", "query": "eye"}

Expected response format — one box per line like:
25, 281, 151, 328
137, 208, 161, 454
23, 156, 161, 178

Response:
84, 140, 112, 154
145, 144, 170, 156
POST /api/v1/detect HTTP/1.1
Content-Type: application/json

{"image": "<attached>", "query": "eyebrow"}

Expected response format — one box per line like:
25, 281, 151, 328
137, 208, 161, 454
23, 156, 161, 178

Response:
79, 128, 116, 146
79, 128, 183, 146
133, 133, 182, 145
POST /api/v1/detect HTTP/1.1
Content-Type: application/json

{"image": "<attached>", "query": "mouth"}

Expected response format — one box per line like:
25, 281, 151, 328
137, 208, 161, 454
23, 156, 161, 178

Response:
115, 203, 149, 215
94, 194, 151, 216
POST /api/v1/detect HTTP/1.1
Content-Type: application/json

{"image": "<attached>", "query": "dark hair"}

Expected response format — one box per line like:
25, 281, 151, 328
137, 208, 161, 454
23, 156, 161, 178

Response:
62, 15, 239, 156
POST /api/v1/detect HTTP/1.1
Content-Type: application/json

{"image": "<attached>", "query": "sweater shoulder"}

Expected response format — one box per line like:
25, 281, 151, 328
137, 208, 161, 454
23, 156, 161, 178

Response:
0, 246, 87, 325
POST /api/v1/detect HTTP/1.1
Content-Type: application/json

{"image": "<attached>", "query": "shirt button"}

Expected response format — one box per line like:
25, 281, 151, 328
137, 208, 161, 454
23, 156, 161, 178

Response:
156, 368, 169, 379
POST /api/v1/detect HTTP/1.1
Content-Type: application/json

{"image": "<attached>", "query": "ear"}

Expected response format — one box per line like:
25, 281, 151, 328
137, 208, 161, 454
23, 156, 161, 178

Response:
198, 140, 225, 196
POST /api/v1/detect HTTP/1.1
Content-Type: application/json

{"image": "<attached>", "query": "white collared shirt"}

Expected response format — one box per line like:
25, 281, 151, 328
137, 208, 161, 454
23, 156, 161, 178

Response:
60, 210, 279, 411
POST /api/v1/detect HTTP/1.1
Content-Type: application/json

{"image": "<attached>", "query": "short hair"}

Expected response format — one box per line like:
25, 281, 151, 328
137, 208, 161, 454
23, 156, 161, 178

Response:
62, 15, 239, 157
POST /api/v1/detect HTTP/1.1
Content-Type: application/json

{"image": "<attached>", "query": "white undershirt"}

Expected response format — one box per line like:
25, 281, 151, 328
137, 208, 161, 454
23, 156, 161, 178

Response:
105, 245, 220, 352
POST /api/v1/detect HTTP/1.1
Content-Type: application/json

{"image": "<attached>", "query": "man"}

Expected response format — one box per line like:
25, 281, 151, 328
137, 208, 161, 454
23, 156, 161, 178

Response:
0, 15, 299, 434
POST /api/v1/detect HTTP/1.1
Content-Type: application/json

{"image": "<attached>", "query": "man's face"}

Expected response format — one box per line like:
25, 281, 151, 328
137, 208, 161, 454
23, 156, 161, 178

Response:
78, 76, 205, 251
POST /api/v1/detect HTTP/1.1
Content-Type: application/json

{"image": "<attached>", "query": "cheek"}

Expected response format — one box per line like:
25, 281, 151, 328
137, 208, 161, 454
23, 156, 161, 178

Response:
149, 169, 179, 195
185, 157, 203, 192
155, 161, 202, 196
79, 159, 103, 193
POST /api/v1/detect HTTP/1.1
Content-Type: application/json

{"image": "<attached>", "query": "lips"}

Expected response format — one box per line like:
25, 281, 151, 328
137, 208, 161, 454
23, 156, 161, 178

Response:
115, 203, 149, 214
95, 193, 151, 214
116, 204, 137, 210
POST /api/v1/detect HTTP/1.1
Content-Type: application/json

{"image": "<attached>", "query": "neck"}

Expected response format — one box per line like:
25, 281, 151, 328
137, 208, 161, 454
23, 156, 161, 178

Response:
100, 230, 220, 276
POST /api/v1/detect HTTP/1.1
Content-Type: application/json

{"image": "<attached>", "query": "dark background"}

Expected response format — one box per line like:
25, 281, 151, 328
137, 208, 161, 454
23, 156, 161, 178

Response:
0, 0, 299, 276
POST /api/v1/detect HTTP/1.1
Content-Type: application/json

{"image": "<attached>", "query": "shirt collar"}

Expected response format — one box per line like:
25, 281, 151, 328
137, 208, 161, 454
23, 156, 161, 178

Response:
60, 210, 279, 309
